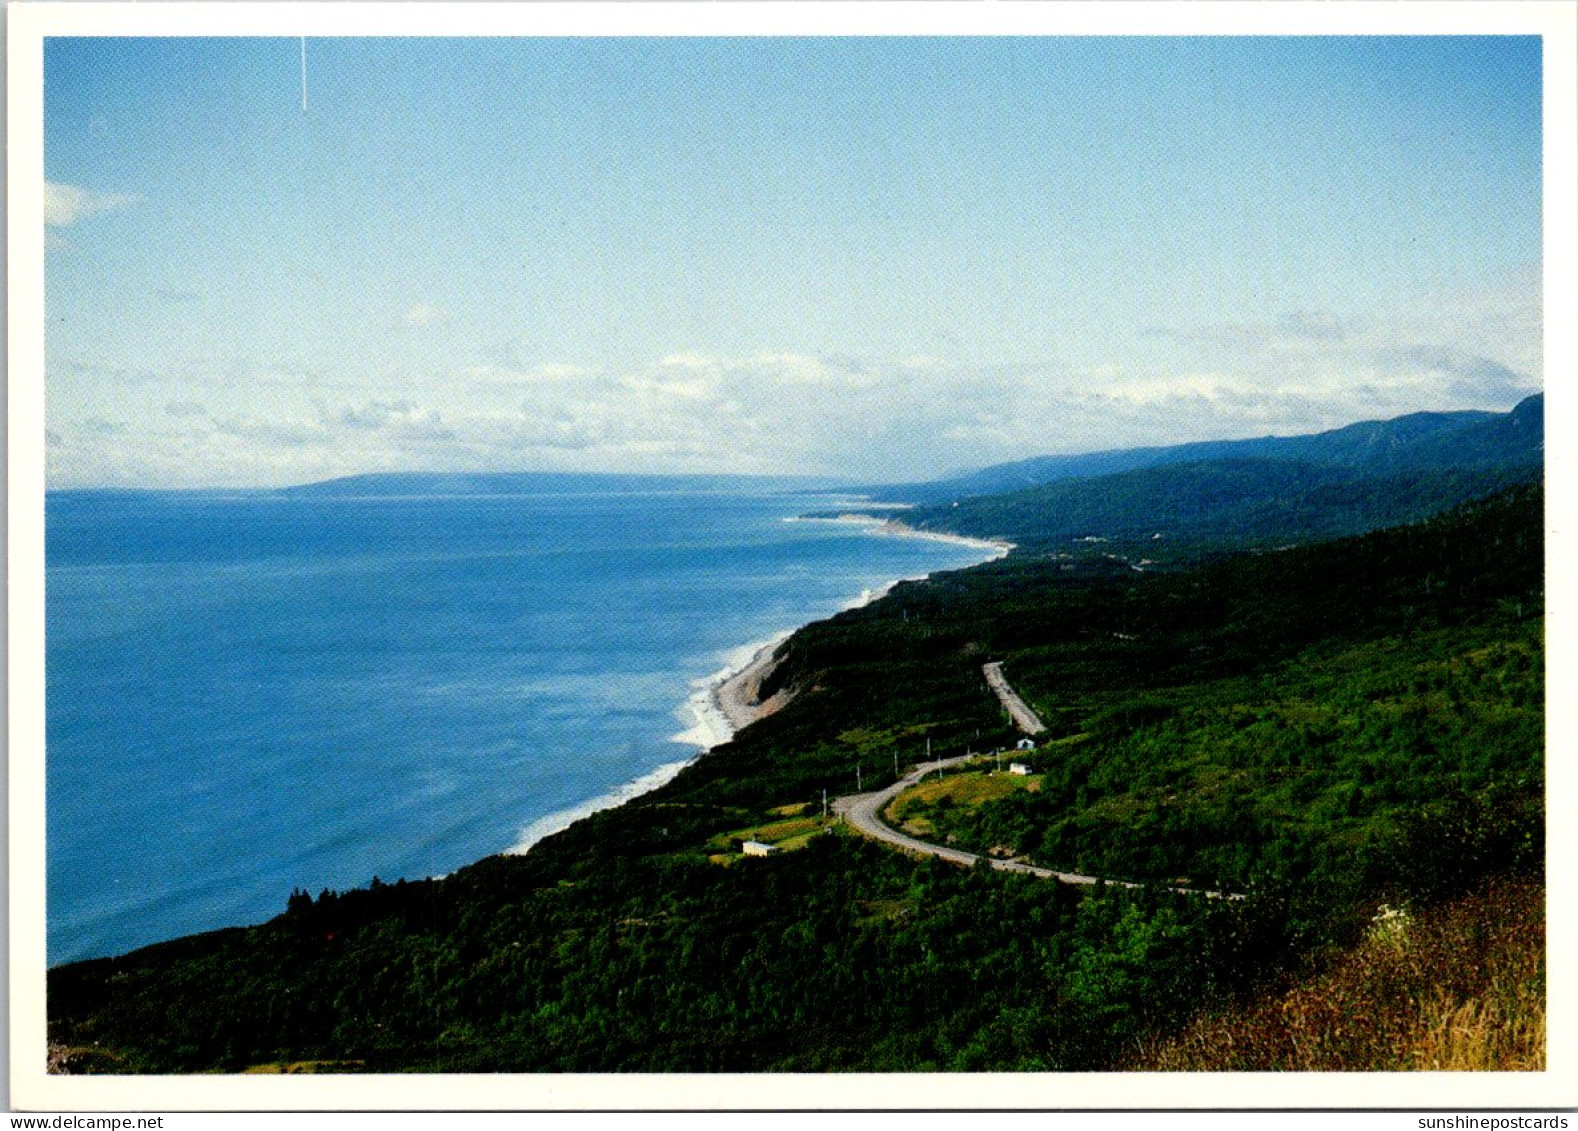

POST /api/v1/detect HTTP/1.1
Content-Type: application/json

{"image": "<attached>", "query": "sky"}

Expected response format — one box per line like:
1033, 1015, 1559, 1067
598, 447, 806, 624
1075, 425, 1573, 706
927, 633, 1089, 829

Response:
43, 34, 1543, 488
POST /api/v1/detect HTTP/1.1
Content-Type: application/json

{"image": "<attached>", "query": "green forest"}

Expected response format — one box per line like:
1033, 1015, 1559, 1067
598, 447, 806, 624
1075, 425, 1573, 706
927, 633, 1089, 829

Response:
898, 393, 1542, 550
48, 468, 1545, 1072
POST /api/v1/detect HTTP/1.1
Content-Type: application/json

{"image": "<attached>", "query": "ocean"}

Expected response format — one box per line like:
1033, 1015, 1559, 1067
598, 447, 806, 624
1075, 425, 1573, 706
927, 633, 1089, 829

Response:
45, 478, 1000, 964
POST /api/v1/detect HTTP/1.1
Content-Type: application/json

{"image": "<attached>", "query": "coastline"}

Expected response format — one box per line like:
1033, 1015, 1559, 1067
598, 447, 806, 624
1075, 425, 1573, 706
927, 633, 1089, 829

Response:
51, 496, 1012, 960
693, 518, 1010, 746
503, 633, 790, 857
877, 517, 1014, 557
792, 511, 1014, 558
502, 631, 794, 858
504, 755, 696, 856
503, 516, 1007, 862
709, 634, 794, 735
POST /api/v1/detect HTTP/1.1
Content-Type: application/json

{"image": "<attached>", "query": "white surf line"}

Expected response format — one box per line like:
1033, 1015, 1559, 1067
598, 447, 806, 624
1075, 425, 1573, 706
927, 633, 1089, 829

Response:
876, 519, 1014, 558
675, 631, 794, 751
505, 756, 695, 856
789, 512, 1013, 559
506, 632, 789, 857
502, 513, 1006, 864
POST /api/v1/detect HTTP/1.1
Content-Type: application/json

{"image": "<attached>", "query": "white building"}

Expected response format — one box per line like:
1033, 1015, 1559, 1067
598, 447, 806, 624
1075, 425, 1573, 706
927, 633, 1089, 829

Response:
1009, 763, 1031, 776
741, 840, 779, 857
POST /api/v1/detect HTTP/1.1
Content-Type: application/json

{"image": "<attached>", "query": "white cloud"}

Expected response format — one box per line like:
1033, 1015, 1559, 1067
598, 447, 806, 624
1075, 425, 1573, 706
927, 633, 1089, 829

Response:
45, 266, 1540, 489
459, 362, 587, 385
746, 352, 837, 383
44, 181, 138, 227
532, 363, 586, 382
619, 372, 718, 401
332, 400, 454, 440
1132, 272, 1540, 436
658, 350, 717, 370
211, 412, 330, 448
1098, 373, 1252, 408
402, 303, 447, 328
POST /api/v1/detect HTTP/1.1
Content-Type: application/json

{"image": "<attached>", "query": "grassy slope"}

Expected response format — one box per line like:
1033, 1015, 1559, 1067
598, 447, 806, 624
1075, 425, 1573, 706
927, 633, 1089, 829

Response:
47, 487, 1544, 1073
1132, 879, 1545, 1071
882, 617, 1542, 893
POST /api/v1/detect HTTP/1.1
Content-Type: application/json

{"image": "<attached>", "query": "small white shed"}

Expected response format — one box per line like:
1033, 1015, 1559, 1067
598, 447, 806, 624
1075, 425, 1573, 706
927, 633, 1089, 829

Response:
1016, 738, 1037, 751
1008, 763, 1031, 776
741, 840, 779, 857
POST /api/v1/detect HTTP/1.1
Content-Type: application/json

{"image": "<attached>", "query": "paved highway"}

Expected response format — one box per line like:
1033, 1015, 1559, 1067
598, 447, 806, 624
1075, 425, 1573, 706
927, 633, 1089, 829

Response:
982, 662, 1048, 735
834, 756, 1241, 898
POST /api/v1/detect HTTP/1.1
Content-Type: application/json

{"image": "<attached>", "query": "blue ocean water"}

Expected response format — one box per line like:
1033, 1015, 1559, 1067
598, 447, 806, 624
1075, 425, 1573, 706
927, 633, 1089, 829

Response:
45, 480, 998, 964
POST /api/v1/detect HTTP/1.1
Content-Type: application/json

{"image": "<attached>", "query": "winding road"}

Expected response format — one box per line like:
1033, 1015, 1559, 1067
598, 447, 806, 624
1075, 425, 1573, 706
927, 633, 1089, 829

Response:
834, 756, 1243, 900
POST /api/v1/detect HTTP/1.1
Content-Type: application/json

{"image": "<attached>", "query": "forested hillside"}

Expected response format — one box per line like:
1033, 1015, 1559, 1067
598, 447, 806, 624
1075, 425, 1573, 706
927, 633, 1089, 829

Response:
48, 484, 1544, 1073
870, 394, 1539, 507
904, 458, 1536, 549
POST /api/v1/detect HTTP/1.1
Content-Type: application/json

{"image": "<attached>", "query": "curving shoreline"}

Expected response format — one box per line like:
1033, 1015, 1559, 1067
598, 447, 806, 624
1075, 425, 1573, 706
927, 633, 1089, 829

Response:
703, 519, 1014, 742
877, 517, 1015, 557
711, 635, 794, 735
505, 517, 1007, 859
793, 512, 1014, 559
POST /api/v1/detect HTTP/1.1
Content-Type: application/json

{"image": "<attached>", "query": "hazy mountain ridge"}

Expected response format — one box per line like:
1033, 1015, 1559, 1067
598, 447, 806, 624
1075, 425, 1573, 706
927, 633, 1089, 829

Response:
282, 471, 830, 497
899, 396, 1542, 547
869, 396, 1539, 507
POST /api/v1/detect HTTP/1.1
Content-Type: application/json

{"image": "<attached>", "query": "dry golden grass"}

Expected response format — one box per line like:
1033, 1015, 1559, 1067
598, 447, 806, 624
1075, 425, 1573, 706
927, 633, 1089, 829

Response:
1409, 986, 1545, 1071
704, 814, 832, 859
706, 815, 824, 850
239, 1060, 367, 1074
891, 768, 1037, 812
1133, 879, 1544, 1072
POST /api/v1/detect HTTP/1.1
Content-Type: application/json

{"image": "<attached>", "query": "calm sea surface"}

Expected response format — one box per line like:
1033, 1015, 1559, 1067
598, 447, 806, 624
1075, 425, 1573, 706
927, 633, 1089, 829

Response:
46, 481, 996, 964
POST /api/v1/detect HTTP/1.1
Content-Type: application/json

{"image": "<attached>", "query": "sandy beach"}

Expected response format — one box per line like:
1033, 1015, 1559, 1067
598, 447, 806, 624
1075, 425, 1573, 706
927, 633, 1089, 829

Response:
878, 518, 1015, 557
791, 512, 1013, 558
508, 632, 798, 856
706, 518, 1008, 740
513, 515, 1008, 858
711, 637, 794, 733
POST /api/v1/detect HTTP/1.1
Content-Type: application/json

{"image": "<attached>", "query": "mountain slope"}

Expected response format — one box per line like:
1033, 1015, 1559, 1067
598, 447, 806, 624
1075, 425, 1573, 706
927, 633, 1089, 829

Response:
903, 458, 1540, 548
896, 395, 1542, 548
872, 396, 1538, 506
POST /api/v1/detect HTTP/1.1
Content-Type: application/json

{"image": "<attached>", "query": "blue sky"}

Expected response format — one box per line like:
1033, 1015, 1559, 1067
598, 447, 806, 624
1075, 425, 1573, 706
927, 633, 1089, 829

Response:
44, 35, 1542, 487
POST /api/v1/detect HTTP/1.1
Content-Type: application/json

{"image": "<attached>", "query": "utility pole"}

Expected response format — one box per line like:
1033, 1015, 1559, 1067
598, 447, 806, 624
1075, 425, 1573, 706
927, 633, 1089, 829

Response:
822, 788, 828, 819
893, 750, 899, 779
856, 765, 862, 791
